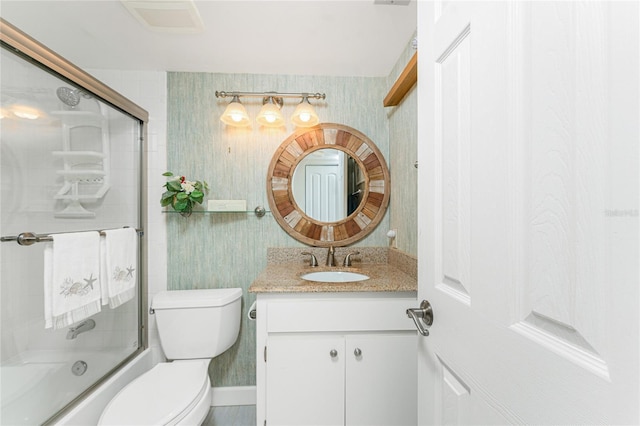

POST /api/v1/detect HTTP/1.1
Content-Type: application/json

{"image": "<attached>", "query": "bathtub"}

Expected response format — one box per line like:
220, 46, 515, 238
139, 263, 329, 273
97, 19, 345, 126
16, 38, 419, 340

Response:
1, 348, 152, 425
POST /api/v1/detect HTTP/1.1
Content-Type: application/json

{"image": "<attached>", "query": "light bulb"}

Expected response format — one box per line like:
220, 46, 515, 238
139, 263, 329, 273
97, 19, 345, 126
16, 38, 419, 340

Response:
220, 96, 250, 127
291, 97, 319, 127
299, 112, 311, 122
256, 98, 284, 127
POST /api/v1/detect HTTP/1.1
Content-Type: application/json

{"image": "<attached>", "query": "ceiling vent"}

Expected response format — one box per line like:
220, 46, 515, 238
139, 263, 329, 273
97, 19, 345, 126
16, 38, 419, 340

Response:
120, 0, 204, 33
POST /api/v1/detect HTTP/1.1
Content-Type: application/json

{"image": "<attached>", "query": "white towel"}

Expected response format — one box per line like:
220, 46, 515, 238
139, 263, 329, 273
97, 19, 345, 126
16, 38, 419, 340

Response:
100, 228, 138, 309
44, 231, 102, 329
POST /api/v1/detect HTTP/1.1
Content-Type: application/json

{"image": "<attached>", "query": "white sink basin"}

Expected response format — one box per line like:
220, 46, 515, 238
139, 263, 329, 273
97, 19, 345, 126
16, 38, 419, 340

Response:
300, 271, 370, 283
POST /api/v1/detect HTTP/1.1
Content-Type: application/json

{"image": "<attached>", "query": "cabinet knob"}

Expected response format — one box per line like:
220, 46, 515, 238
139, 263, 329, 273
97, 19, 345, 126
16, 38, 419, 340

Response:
330, 349, 338, 358
354, 348, 362, 357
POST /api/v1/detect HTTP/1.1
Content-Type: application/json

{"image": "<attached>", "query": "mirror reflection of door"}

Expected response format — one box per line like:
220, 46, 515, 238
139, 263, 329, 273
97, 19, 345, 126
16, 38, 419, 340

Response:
293, 149, 362, 222
305, 163, 344, 222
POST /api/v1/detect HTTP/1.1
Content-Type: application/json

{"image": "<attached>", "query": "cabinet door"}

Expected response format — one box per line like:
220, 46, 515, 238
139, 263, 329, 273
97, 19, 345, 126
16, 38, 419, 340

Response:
345, 333, 417, 426
266, 335, 345, 426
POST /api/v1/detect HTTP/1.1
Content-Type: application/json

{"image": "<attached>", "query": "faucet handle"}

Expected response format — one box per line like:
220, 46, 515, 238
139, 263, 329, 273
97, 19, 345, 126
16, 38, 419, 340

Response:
343, 251, 361, 267
301, 252, 319, 267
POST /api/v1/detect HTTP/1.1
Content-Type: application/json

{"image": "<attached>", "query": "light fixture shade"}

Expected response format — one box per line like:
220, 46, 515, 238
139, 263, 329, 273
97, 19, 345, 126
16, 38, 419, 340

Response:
256, 97, 285, 127
220, 97, 250, 127
291, 98, 319, 127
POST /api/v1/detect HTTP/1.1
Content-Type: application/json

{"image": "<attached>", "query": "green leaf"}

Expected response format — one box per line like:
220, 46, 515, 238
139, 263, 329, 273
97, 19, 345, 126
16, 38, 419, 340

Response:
176, 192, 188, 201
160, 192, 175, 207
195, 181, 209, 192
161, 190, 175, 201
174, 199, 188, 210
167, 180, 182, 192
190, 190, 204, 203
162, 171, 174, 177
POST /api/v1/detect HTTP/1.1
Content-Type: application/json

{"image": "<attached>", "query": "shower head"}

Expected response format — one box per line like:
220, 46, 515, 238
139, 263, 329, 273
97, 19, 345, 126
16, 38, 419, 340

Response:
56, 87, 81, 107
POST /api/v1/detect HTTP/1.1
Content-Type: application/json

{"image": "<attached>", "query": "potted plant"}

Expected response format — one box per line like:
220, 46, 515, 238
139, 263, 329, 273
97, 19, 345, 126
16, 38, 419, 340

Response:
160, 172, 208, 217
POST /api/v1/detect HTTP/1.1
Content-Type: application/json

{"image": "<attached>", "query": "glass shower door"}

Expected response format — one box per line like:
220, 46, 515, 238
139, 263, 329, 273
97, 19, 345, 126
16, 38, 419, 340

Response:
0, 40, 144, 425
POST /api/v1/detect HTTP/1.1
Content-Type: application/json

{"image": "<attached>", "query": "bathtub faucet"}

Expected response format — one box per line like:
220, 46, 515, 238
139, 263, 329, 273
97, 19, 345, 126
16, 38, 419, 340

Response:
66, 319, 96, 340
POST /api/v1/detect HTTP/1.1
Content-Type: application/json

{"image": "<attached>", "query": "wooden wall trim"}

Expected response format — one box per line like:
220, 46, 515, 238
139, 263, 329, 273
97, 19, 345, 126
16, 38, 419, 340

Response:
383, 52, 417, 107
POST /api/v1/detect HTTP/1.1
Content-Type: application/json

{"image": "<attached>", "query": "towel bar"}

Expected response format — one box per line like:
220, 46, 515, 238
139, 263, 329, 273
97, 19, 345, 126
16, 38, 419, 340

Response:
0, 227, 144, 246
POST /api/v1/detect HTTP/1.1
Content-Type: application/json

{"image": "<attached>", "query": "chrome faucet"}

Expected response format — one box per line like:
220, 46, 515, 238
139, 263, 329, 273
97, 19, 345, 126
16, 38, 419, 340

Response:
66, 319, 96, 340
342, 251, 360, 267
326, 246, 336, 267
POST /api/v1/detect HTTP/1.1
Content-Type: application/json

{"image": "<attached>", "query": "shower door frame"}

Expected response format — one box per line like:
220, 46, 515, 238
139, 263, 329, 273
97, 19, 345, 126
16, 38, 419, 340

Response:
0, 18, 149, 424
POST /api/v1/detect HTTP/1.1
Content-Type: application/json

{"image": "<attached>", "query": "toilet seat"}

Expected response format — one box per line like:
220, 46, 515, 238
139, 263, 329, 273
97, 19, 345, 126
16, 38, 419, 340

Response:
98, 359, 211, 426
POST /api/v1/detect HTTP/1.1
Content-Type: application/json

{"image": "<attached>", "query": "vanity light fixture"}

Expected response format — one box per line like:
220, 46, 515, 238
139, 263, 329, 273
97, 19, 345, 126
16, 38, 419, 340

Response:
215, 91, 325, 128
256, 96, 285, 127
291, 96, 320, 127
220, 95, 251, 127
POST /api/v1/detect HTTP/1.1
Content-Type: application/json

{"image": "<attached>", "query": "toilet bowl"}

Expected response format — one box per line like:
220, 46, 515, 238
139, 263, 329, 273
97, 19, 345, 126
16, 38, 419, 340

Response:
98, 288, 242, 426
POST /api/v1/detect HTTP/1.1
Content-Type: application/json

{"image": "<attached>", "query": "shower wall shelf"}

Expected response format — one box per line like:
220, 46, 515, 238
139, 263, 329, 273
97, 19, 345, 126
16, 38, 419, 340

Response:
51, 108, 110, 218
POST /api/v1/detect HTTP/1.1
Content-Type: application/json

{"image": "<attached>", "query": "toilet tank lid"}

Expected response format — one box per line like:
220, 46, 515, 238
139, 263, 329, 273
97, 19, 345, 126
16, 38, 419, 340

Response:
152, 288, 242, 309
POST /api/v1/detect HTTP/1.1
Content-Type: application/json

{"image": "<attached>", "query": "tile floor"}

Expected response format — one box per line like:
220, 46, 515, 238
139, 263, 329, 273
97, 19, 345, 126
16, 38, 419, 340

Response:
202, 405, 257, 426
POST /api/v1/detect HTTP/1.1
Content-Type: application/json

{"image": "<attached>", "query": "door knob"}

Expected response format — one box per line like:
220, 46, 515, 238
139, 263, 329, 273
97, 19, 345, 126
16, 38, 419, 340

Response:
330, 349, 338, 358
406, 300, 434, 336
354, 348, 362, 357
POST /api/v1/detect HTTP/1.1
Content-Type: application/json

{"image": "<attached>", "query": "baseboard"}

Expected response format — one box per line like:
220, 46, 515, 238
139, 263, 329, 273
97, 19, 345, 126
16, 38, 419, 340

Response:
211, 386, 256, 407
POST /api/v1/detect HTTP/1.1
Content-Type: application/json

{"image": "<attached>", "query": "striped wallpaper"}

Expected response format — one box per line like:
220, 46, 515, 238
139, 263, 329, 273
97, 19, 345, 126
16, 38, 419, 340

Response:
166, 36, 416, 386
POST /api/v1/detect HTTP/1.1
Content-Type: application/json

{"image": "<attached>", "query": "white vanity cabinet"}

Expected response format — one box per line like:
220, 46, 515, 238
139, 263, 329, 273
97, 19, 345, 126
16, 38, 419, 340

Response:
255, 292, 417, 426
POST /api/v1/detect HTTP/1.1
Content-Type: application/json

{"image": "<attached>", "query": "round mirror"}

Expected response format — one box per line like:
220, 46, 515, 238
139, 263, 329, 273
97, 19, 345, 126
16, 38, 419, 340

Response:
266, 123, 390, 247
291, 149, 365, 222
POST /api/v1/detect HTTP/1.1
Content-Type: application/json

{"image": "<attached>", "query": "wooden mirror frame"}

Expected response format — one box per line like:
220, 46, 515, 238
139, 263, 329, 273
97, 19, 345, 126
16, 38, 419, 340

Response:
266, 123, 390, 247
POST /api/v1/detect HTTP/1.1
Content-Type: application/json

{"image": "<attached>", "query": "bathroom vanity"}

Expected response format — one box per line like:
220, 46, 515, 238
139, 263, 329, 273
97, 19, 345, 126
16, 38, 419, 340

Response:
250, 250, 418, 426
252, 124, 417, 425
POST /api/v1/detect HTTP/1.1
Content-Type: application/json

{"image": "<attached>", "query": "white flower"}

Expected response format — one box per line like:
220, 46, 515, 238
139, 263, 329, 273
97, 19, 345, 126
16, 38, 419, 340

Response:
181, 181, 196, 194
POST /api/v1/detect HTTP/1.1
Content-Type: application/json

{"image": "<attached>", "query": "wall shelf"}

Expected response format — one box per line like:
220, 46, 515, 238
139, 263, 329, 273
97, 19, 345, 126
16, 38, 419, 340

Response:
383, 52, 417, 107
163, 206, 270, 217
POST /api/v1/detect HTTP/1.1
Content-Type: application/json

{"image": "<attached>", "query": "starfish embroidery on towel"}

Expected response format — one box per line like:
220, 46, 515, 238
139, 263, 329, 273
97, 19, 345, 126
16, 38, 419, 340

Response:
126, 265, 135, 278
112, 267, 132, 282
60, 274, 95, 297
84, 273, 97, 290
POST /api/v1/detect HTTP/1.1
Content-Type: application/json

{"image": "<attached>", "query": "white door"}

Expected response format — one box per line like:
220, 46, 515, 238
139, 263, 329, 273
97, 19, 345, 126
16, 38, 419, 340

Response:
416, 1, 639, 424
306, 164, 344, 222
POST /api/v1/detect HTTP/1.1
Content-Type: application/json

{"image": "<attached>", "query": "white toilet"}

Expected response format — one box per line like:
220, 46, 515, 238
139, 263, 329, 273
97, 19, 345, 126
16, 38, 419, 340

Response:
98, 288, 242, 426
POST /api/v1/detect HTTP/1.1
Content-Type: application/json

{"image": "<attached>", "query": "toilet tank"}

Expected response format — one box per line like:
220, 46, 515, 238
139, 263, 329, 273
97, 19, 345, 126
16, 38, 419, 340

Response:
152, 288, 242, 360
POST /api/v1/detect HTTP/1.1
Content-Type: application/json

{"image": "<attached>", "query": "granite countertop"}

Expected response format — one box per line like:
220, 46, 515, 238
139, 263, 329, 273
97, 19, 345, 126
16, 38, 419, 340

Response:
248, 263, 417, 293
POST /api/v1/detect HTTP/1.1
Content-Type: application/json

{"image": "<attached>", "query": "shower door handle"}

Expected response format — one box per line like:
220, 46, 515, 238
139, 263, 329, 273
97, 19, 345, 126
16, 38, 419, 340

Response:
406, 300, 434, 336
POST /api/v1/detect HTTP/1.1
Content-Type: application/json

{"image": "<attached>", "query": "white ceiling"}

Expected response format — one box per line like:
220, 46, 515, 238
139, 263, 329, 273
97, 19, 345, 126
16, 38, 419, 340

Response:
0, 0, 417, 77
